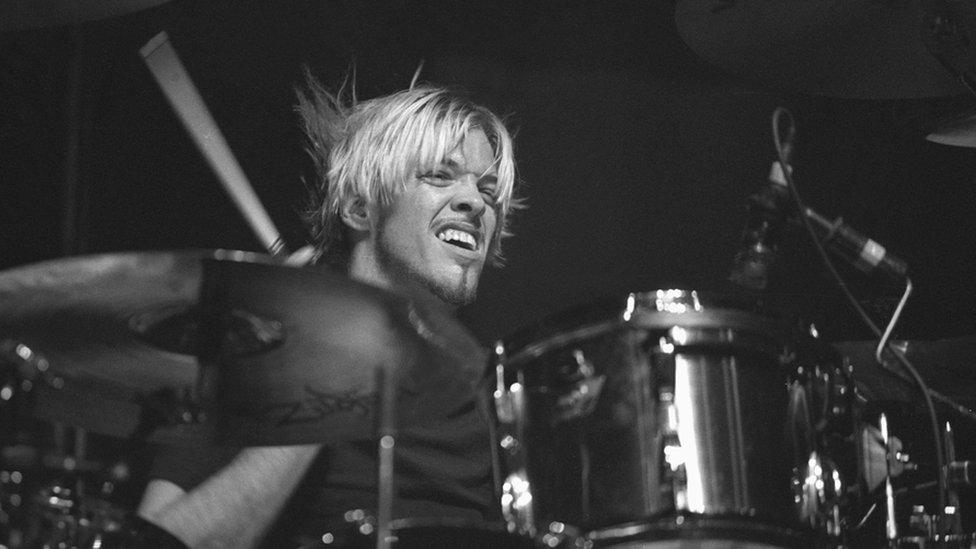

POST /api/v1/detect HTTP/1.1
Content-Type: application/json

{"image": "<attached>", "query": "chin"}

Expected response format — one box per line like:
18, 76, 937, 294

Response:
425, 265, 482, 306
432, 281, 478, 306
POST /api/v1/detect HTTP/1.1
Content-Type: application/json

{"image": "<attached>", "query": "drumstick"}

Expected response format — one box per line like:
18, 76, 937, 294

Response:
140, 31, 287, 257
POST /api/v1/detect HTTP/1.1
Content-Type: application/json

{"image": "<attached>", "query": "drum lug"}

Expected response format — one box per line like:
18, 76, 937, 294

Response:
493, 342, 516, 424
659, 388, 690, 512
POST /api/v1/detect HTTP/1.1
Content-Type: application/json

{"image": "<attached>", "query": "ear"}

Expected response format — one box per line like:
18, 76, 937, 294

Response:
339, 196, 371, 232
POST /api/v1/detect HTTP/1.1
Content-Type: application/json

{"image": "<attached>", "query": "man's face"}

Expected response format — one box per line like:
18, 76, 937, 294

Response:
366, 129, 499, 306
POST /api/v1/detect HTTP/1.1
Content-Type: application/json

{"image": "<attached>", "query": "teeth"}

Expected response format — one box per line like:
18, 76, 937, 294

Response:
437, 228, 477, 250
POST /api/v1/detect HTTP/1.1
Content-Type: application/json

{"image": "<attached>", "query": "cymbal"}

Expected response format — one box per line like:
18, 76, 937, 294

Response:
0, 250, 487, 445
0, 250, 264, 438
193, 258, 487, 446
674, 0, 968, 98
926, 112, 976, 147
0, 0, 170, 32
833, 335, 976, 421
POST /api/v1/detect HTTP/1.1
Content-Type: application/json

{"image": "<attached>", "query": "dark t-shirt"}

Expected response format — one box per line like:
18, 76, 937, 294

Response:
148, 296, 499, 547
150, 392, 497, 547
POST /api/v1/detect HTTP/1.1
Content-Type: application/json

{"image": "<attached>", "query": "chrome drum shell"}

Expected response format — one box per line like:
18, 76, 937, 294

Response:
490, 290, 820, 548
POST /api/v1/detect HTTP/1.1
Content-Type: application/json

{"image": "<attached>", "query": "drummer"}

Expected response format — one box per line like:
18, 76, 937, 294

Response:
136, 74, 521, 547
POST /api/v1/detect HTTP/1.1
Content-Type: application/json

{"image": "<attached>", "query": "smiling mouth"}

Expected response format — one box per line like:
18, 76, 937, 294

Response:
437, 228, 478, 252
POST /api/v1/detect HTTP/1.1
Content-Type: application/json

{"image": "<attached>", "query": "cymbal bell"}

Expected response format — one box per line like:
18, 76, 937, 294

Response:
0, 250, 265, 438
674, 0, 968, 98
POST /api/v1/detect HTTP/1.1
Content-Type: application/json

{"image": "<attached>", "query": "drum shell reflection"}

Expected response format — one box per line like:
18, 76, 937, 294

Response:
491, 290, 810, 546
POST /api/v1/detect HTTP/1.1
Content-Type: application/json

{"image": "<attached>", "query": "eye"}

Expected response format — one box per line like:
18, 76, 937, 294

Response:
419, 170, 454, 185
479, 184, 499, 205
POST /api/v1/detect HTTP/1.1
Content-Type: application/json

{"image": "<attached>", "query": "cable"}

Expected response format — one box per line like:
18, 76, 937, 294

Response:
770, 107, 948, 531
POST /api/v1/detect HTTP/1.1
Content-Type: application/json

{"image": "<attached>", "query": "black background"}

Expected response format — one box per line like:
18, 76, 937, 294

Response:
3, 0, 976, 537
2, 0, 974, 345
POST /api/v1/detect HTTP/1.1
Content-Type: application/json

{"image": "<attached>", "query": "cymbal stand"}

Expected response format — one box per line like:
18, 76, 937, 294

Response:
880, 413, 898, 548
375, 366, 397, 549
31, 422, 89, 549
943, 421, 962, 536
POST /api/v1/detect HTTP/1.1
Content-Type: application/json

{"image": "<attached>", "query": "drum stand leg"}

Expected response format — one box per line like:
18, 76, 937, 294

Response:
880, 413, 898, 547
942, 421, 962, 537
375, 367, 396, 549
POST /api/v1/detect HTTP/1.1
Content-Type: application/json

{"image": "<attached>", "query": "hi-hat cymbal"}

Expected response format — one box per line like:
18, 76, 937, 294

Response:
0, 0, 170, 32
0, 249, 265, 438
674, 0, 968, 98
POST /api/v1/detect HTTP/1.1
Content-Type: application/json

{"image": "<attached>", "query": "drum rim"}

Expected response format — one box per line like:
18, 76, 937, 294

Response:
504, 308, 791, 368
586, 513, 812, 546
384, 516, 519, 532
500, 290, 803, 363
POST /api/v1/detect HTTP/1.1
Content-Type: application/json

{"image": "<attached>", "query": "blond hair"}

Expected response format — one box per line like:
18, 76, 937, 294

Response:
296, 74, 521, 268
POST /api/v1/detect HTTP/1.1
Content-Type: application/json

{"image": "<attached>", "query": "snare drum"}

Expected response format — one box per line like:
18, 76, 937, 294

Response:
490, 289, 843, 548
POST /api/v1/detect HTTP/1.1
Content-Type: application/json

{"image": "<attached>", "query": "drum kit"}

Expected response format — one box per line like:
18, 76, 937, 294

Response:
1, 254, 974, 549
3, 0, 976, 548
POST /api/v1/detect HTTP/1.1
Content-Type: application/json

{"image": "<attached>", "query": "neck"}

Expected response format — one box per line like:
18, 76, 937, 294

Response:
347, 247, 458, 316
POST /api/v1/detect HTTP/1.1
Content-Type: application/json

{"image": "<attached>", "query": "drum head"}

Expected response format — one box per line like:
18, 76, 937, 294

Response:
501, 289, 801, 374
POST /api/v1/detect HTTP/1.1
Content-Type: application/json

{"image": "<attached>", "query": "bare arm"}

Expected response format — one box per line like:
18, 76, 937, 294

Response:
137, 445, 321, 549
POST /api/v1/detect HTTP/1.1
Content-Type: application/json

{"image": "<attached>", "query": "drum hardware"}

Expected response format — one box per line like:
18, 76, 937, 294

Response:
880, 413, 900, 545
493, 342, 535, 538
658, 388, 688, 514
947, 461, 975, 490
944, 420, 965, 537
1, 341, 64, 424
786, 324, 865, 546
895, 503, 976, 548
797, 450, 845, 539
1, 446, 142, 549
540, 521, 583, 549
375, 364, 397, 549
344, 508, 376, 535
311, 514, 544, 548
763, 106, 962, 546
491, 289, 816, 548
896, 533, 976, 549
312, 512, 558, 549
0, 251, 493, 547
860, 425, 914, 494
904, 505, 968, 543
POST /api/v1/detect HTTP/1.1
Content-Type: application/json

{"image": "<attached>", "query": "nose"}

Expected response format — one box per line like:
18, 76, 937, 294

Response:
451, 175, 487, 217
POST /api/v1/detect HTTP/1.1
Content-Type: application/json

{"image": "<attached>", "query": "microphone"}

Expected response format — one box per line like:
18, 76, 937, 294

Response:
729, 160, 793, 290
803, 208, 909, 283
